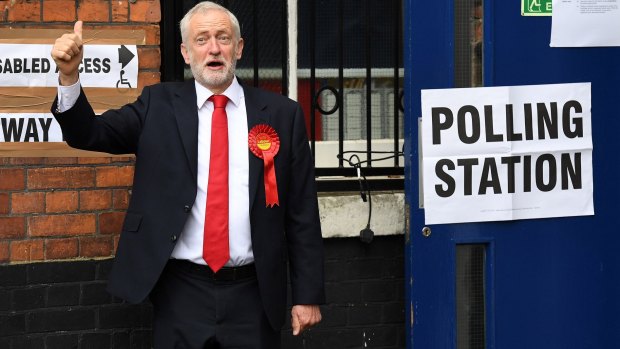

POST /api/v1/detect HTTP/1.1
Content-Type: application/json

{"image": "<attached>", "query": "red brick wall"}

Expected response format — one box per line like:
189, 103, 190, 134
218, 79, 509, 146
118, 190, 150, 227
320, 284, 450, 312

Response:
0, 0, 161, 264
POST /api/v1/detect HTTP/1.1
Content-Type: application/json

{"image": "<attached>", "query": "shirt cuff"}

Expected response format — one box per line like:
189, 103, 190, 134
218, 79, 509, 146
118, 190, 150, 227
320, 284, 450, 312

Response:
56, 80, 81, 113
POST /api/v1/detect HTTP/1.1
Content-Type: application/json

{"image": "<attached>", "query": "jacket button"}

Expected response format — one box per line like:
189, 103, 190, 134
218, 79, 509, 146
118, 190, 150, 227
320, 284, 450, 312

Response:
170, 235, 177, 242
183, 205, 191, 212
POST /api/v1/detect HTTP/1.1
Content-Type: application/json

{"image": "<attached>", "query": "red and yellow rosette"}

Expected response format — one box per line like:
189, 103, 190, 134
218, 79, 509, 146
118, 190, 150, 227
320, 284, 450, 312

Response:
249, 124, 280, 207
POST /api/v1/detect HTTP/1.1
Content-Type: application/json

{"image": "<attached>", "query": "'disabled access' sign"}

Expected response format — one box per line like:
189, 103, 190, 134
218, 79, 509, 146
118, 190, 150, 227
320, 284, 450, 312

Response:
0, 44, 138, 88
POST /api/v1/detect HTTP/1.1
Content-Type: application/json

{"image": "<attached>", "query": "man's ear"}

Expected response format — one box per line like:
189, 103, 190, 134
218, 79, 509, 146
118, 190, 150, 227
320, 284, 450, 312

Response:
235, 38, 244, 60
180, 43, 191, 65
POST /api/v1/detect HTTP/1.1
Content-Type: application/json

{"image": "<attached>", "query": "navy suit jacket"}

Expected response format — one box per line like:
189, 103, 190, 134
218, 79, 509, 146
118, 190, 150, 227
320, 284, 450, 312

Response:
52, 79, 325, 329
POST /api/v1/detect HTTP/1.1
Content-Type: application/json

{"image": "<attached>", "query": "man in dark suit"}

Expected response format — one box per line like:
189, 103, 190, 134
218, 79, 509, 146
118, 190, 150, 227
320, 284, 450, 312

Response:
50, 2, 324, 348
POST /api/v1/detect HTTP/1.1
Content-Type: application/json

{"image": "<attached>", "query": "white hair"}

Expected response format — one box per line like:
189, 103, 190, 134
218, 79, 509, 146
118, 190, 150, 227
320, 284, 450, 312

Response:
179, 1, 241, 44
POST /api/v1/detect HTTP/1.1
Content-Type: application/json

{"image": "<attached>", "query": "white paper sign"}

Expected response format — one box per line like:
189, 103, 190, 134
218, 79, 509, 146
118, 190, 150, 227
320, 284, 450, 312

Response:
421, 83, 594, 224
0, 44, 138, 88
551, 0, 620, 47
1, 113, 63, 142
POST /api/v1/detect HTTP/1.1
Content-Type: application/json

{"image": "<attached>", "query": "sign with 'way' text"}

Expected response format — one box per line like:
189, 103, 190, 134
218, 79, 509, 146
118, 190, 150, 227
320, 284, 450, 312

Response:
0, 44, 138, 88
421, 82, 594, 224
1, 113, 62, 142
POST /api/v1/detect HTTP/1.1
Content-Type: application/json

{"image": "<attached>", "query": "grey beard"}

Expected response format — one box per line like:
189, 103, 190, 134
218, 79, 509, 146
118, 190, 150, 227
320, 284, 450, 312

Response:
192, 59, 237, 91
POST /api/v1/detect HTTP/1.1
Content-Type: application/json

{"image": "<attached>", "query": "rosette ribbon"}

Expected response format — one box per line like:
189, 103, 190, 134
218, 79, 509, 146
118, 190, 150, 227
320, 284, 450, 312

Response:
248, 124, 280, 207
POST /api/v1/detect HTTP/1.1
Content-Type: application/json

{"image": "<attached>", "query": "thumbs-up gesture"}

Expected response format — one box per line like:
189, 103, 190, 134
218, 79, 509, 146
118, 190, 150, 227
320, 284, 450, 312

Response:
51, 21, 84, 86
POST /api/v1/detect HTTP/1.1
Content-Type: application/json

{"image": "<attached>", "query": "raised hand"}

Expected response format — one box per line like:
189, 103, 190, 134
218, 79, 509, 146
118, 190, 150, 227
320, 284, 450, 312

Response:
51, 21, 83, 85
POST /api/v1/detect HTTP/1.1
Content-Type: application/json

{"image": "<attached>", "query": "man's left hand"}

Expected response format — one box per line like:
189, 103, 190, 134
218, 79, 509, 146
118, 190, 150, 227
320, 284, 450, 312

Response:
291, 304, 322, 335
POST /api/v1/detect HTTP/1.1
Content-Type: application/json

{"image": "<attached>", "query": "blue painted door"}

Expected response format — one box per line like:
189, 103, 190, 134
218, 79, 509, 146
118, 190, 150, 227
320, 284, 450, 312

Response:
404, 0, 620, 348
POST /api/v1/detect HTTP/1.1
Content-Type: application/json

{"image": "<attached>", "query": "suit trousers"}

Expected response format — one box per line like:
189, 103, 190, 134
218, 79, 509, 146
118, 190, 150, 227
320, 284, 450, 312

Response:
149, 260, 280, 349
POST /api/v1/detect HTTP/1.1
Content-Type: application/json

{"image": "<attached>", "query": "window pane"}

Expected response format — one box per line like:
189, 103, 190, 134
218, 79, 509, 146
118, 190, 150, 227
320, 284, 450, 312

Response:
456, 244, 487, 349
455, 0, 483, 87
298, 0, 404, 168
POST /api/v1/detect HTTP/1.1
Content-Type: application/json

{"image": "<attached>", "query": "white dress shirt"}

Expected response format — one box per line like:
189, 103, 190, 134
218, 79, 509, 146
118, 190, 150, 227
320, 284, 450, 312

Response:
56, 80, 81, 113
57, 78, 254, 267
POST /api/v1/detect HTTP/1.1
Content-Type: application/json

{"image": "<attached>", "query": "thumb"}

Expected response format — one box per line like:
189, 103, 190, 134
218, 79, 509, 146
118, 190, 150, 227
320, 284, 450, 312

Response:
291, 312, 301, 335
74, 20, 83, 39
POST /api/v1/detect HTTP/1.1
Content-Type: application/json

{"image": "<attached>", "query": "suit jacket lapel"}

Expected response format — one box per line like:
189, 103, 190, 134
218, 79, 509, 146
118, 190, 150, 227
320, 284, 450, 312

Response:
172, 80, 199, 180
244, 84, 270, 211
171, 80, 269, 206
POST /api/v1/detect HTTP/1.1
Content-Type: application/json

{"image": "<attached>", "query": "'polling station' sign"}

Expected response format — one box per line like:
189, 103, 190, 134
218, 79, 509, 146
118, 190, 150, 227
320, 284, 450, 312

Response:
0, 44, 137, 88
421, 82, 594, 224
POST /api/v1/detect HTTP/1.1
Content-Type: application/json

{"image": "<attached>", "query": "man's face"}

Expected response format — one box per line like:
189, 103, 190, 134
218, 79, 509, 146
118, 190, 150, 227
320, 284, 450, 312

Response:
181, 10, 244, 93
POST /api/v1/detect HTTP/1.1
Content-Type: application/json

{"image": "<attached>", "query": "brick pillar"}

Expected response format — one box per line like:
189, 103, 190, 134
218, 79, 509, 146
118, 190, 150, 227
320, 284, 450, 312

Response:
0, 0, 160, 263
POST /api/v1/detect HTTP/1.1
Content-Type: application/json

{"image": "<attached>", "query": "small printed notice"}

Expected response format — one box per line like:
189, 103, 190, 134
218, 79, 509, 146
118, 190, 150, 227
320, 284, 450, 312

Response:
1, 113, 62, 142
551, 0, 620, 47
0, 44, 138, 88
421, 83, 594, 225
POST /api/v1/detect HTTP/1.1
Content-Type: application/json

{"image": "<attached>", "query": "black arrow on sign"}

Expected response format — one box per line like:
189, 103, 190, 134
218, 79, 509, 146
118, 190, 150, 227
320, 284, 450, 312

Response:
118, 45, 135, 69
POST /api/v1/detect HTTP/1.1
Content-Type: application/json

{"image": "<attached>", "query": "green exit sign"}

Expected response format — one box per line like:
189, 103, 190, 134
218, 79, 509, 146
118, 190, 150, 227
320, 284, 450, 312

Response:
522, 0, 553, 16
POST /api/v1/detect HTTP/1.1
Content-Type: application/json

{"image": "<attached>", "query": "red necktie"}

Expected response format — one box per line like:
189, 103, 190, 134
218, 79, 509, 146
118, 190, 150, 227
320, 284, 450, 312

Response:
203, 95, 230, 272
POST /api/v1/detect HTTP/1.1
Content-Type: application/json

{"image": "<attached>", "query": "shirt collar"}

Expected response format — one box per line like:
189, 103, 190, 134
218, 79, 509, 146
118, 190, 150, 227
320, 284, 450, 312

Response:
195, 77, 243, 109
